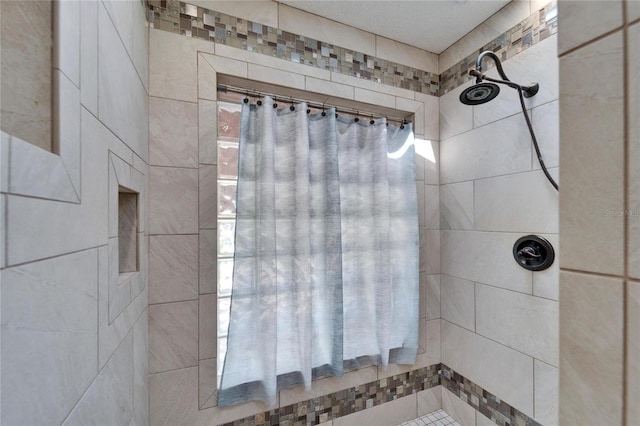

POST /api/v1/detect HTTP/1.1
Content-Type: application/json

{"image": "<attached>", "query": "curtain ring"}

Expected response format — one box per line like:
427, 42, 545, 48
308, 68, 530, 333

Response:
289, 98, 295, 111
273, 97, 278, 109
354, 111, 359, 123
400, 119, 405, 129
257, 99, 262, 106
321, 103, 326, 117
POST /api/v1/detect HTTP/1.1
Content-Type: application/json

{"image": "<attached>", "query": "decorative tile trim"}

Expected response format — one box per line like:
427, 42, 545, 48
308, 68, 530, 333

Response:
148, 1, 557, 98
440, 364, 542, 426
439, 1, 557, 96
147, 1, 439, 95
218, 365, 440, 426
218, 364, 544, 426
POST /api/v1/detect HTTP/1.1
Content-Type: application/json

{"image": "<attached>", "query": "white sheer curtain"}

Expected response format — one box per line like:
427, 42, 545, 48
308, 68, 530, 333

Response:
218, 96, 419, 407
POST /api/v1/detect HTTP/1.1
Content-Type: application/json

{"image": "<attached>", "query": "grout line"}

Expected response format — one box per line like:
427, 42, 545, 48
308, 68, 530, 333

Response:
441, 319, 555, 366
622, 2, 630, 424
558, 25, 625, 58
150, 94, 198, 106
148, 164, 199, 170
441, 166, 560, 189
149, 298, 200, 307
559, 267, 626, 281
3, 244, 107, 270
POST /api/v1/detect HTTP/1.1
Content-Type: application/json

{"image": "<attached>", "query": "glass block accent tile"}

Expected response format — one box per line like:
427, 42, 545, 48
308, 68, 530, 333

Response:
438, 1, 558, 96
440, 364, 543, 426
147, 1, 439, 95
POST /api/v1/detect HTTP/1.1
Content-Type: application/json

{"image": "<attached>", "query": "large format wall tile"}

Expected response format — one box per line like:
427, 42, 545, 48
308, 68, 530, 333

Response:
629, 23, 640, 279
199, 165, 218, 229
439, 81, 473, 140
424, 185, 440, 230
476, 283, 558, 366
440, 181, 473, 230
534, 360, 558, 426
149, 29, 214, 103
80, 1, 100, 116
1, 1, 52, 151
199, 293, 217, 360
442, 321, 534, 417
149, 166, 198, 235
558, 0, 622, 55
63, 332, 134, 426
532, 233, 559, 301
198, 99, 218, 165
441, 230, 532, 294
442, 387, 475, 426
414, 93, 439, 142
375, 35, 438, 74
150, 235, 199, 304
473, 35, 558, 127
559, 271, 624, 425
440, 275, 475, 331
559, 32, 624, 275
1, 249, 98, 426
133, 309, 149, 413
150, 301, 199, 373
423, 274, 441, 320
98, 2, 148, 162
6, 109, 108, 265
149, 97, 198, 168
531, 100, 559, 170
278, 4, 375, 57
474, 170, 558, 233
199, 358, 218, 409
417, 386, 442, 417
150, 367, 201, 426
628, 281, 640, 422
199, 229, 217, 294
440, 113, 532, 184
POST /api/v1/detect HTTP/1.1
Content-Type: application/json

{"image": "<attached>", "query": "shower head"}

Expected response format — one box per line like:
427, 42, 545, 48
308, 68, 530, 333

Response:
459, 82, 500, 105
459, 51, 540, 105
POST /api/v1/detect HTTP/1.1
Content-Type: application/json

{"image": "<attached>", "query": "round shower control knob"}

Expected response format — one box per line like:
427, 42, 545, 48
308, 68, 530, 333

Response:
512, 235, 555, 271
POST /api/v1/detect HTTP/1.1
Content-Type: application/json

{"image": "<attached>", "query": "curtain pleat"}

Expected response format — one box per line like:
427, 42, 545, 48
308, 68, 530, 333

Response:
218, 97, 418, 407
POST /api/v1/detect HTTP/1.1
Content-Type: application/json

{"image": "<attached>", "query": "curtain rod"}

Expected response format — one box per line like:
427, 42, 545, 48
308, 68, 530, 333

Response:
217, 84, 412, 125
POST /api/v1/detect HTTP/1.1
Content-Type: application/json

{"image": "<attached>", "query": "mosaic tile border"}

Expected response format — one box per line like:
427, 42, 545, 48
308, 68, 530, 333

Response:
440, 364, 542, 426
219, 365, 440, 426
439, 1, 557, 96
147, 1, 439, 95
218, 364, 543, 426
147, 1, 557, 98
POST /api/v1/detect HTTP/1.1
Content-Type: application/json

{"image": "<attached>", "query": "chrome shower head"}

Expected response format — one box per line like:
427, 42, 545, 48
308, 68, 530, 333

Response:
459, 82, 500, 105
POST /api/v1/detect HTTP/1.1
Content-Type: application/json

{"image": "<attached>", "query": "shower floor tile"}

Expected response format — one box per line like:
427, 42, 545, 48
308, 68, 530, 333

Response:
398, 409, 460, 426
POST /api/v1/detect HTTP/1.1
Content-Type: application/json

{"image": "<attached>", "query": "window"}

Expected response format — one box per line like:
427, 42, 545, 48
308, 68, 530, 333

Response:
216, 96, 242, 384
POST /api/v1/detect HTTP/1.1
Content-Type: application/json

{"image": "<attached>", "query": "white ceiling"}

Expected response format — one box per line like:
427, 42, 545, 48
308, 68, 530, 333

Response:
279, 0, 511, 54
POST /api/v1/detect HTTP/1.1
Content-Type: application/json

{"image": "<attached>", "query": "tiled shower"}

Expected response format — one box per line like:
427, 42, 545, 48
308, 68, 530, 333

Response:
0, 1, 638, 426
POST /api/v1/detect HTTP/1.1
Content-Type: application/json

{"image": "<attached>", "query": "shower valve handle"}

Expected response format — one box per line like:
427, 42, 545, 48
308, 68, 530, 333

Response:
518, 245, 541, 259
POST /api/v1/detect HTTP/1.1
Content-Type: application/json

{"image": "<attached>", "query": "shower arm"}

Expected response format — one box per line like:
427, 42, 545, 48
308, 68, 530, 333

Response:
474, 51, 510, 82
469, 70, 532, 92
471, 51, 539, 98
